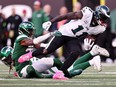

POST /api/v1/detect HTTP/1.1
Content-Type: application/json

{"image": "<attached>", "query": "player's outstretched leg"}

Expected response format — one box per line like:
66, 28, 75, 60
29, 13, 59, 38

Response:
69, 54, 98, 77
69, 57, 101, 77
53, 45, 109, 79
69, 55, 101, 77
71, 45, 109, 72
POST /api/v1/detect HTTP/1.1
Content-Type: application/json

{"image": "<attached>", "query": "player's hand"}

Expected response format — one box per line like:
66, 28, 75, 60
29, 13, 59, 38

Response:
50, 30, 62, 36
83, 38, 94, 51
42, 21, 52, 31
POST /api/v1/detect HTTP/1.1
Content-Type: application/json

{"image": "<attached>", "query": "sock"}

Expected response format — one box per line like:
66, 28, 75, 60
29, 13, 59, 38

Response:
48, 68, 55, 73
70, 62, 90, 72
41, 73, 53, 78
53, 58, 63, 69
89, 59, 94, 66
90, 51, 96, 56
73, 52, 92, 67
69, 69, 83, 78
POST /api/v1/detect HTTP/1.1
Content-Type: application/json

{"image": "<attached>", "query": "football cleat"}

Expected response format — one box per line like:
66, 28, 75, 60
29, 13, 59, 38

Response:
18, 52, 33, 63
53, 71, 69, 80
90, 45, 110, 57
92, 56, 102, 72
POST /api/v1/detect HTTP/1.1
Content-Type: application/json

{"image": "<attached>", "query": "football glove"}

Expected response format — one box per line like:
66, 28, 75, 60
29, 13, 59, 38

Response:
50, 30, 62, 37
42, 21, 52, 31
83, 38, 94, 51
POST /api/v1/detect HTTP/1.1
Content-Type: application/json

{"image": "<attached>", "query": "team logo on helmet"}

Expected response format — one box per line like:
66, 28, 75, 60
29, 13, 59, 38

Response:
18, 22, 35, 36
0, 46, 13, 67
95, 5, 110, 24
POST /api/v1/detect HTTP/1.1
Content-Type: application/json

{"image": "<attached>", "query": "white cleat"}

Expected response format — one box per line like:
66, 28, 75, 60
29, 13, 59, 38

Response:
92, 55, 102, 72
91, 45, 110, 57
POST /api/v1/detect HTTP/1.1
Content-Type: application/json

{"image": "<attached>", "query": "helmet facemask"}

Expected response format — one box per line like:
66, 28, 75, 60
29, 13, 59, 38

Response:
19, 27, 34, 37
1, 55, 14, 74
1, 55, 13, 67
95, 5, 110, 25
18, 22, 35, 37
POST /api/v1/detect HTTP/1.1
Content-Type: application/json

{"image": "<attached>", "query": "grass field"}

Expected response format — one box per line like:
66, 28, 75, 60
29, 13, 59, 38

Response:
0, 63, 116, 87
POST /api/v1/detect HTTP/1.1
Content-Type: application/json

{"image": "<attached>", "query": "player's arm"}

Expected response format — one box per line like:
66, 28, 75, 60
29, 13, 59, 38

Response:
20, 33, 52, 46
20, 38, 41, 48
42, 11, 83, 30
20, 38, 33, 46
51, 11, 83, 23
20, 30, 62, 46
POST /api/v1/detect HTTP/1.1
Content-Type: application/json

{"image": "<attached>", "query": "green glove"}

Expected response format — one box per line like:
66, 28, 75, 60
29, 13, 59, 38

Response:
51, 30, 62, 37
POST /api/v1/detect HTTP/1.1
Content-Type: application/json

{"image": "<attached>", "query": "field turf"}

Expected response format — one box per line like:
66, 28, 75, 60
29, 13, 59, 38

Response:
0, 63, 116, 87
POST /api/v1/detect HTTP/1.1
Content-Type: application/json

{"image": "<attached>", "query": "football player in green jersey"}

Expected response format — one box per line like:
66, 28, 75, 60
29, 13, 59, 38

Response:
0, 46, 62, 78
0, 45, 109, 79
0, 46, 13, 69
12, 21, 63, 78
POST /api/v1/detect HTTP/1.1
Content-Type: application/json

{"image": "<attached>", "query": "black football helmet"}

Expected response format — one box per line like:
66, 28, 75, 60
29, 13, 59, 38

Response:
95, 5, 110, 24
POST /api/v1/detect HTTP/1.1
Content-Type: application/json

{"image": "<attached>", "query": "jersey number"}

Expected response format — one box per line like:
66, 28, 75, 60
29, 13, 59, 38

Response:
72, 25, 84, 35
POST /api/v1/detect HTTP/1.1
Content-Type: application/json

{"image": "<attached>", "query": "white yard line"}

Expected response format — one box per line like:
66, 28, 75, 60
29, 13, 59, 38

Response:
0, 83, 116, 86
0, 78, 99, 82
1, 78, 116, 81
0, 79, 116, 86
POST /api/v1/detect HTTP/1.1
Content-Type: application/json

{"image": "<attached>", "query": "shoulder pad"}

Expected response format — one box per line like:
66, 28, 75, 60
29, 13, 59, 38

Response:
16, 34, 28, 42
81, 6, 93, 13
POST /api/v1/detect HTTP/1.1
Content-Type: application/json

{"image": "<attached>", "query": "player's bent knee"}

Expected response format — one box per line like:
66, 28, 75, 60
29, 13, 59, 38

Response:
20, 65, 36, 78
32, 58, 54, 72
20, 65, 30, 78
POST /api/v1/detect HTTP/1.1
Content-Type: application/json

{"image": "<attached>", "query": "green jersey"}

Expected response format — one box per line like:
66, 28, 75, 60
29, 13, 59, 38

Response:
12, 34, 30, 72
32, 9, 49, 37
